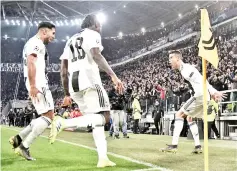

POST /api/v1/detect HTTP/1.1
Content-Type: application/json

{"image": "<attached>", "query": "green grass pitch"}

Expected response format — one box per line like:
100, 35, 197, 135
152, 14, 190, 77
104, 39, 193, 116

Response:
1, 126, 237, 171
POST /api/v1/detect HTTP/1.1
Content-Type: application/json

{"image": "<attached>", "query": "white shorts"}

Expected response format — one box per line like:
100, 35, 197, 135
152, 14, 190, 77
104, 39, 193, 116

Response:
29, 87, 54, 115
180, 96, 204, 118
71, 84, 110, 114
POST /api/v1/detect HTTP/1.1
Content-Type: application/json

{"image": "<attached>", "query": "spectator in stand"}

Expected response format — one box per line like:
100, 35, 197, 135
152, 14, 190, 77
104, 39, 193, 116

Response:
19, 109, 26, 127
1, 115, 6, 125
8, 109, 15, 127
132, 93, 142, 134
207, 98, 220, 139
228, 70, 237, 112
70, 108, 83, 118
152, 100, 164, 135
155, 82, 166, 110
1, 2, 236, 113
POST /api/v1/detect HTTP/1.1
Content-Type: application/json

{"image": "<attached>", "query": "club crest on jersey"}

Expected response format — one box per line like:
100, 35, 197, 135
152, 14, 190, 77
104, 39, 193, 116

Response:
34, 46, 39, 51
96, 40, 100, 44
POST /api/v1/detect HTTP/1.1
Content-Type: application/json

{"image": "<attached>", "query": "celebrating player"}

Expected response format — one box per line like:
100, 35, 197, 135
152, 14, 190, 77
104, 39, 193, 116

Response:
9, 22, 56, 160
49, 14, 124, 167
161, 50, 226, 153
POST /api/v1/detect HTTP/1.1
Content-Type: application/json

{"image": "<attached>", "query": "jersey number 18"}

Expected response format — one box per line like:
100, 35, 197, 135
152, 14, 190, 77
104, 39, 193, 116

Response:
70, 37, 86, 62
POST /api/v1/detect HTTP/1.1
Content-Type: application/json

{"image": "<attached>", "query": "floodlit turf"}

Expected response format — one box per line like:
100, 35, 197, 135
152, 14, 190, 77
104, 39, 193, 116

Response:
1, 127, 147, 171
1, 126, 237, 171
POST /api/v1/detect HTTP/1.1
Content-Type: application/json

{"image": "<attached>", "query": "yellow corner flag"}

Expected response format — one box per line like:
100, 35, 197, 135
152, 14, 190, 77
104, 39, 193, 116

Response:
198, 9, 219, 69
198, 8, 220, 171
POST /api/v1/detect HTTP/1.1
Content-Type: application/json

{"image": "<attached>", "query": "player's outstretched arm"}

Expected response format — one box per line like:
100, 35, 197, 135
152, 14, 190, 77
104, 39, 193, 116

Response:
207, 81, 227, 101
61, 59, 69, 96
90, 47, 117, 79
61, 59, 72, 106
91, 47, 124, 94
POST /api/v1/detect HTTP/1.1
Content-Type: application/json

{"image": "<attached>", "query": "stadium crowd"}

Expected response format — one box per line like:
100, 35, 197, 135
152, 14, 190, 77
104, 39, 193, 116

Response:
1, 1, 236, 64
1, 1, 237, 113
0, 104, 83, 127
104, 30, 237, 112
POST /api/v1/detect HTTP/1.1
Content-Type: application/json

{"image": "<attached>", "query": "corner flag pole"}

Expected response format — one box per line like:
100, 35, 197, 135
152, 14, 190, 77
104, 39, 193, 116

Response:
202, 57, 209, 171
199, 8, 219, 171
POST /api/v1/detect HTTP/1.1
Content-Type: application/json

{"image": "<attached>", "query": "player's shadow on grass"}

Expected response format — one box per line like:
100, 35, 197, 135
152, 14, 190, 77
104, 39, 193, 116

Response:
33, 157, 138, 171
1, 157, 24, 166
36, 157, 98, 168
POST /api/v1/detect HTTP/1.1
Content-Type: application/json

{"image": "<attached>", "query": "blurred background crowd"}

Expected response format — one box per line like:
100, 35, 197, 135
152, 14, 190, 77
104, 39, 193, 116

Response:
1, 1, 237, 128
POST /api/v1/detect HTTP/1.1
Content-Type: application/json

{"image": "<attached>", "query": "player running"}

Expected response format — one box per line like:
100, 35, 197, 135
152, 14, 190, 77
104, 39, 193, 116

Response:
49, 14, 124, 168
161, 50, 226, 153
9, 22, 56, 160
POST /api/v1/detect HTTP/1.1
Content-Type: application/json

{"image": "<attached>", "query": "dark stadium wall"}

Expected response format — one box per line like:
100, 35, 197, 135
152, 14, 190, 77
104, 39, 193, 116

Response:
1, 25, 79, 40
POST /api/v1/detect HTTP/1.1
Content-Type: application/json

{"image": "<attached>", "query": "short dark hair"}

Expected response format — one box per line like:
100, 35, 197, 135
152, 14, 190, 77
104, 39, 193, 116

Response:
81, 14, 97, 29
168, 50, 182, 55
38, 22, 55, 30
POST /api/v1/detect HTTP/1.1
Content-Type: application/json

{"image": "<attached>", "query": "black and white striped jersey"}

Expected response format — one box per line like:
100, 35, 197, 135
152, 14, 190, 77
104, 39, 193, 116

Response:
179, 62, 217, 98
60, 28, 104, 93
23, 35, 49, 89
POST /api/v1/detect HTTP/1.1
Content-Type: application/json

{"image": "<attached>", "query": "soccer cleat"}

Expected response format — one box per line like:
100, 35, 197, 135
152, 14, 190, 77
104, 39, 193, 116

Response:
9, 135, 22, 149
114, 134, 120, 139
97, 159, 116, 168
192, 145, 202, 154
160, 144, 178, 153
49, 115, 65, 144
123, 134, 129, 138
15, 144, 36, 161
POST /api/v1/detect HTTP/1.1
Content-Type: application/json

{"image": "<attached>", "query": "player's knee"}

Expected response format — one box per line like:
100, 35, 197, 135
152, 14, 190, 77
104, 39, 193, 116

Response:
176, 110, 186, 119
175, 111, 182, 118
100, 111, 110, 124
42, 110, 54, 121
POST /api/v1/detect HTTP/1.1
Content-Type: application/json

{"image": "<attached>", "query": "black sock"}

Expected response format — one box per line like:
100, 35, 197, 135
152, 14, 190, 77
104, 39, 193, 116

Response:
16, 134, 22, 144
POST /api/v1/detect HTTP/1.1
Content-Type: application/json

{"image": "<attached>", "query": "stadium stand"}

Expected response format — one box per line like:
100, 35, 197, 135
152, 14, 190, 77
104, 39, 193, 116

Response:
1, 1, 237, 138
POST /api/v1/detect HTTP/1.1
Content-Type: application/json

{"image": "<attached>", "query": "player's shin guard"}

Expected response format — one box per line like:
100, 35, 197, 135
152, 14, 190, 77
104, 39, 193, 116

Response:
22, 116, 51, 148
63, 114, 105, 129
188, 121, 200, 146
19, 122, 34, 140
171, 118, 184, 145
93, 126, 109, 160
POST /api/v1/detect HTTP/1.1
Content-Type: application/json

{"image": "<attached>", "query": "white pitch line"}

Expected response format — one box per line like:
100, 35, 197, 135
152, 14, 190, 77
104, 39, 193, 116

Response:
3, 127, 172, 171
131, 168, 162, 171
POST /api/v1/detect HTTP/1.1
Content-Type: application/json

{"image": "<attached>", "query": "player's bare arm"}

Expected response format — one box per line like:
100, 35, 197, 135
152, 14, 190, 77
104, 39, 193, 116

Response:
27, 54, 37, 88
27, 54, 39, 100
61, 59, 72, 106
90, 47, 117, 78
207, 81, 227, 101
61, 59, 69, 96
90, 47, 124, 94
